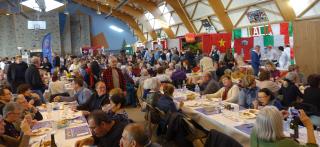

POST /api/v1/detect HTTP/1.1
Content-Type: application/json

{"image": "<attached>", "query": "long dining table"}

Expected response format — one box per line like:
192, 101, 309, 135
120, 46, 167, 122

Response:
27, 102, 91, 147
173, 89, 320, 147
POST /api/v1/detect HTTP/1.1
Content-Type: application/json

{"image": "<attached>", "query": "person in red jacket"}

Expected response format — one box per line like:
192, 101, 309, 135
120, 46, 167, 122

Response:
102, 56, 126, 93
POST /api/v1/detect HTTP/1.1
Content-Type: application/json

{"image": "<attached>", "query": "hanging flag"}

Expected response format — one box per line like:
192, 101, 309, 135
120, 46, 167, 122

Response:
280, 22, 289, 45
263, 35, 274, 46
212, 33, 232, 53
234, 37, 254, 60
42, 33, 53, 64
232, 28, 242, 40
254, 36, 264, 49
273, 35, 285, 47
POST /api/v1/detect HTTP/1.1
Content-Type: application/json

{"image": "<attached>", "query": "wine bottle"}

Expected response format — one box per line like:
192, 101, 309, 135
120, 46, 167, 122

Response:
289, 116, 299, 139
51, 134, 57, 147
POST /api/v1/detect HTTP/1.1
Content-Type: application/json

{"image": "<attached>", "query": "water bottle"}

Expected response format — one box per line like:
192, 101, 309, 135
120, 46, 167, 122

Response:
183, 81, 187, 91
195, 84, 200, 93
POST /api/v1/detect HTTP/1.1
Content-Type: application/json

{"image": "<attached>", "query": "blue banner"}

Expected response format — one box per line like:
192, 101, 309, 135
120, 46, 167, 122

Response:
42, 33, 52, 63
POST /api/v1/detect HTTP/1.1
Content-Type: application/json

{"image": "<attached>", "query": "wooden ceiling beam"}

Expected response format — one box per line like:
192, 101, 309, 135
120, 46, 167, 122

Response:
274, 0, 296, 21
73, 0, 147, 42
165, 0, 197, 33
208, 0, 233, 32
131, 0, 175, 39
297, 0, 320, 18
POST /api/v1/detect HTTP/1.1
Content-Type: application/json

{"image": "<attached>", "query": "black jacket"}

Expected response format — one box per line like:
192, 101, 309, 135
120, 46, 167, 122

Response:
25, 64, 45, 90
7, 62, 28, 85
76, 93, 109, 112
166, 112, 193, 147
205, 129, 242, 147
278, 80, 303, 107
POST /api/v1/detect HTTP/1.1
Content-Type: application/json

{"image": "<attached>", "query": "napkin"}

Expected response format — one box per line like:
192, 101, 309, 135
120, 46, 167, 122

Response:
235, 123, 254, 135
195, 107, 220, 115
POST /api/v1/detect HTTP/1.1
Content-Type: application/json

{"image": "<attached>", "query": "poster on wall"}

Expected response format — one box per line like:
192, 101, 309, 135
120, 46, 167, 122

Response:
42, 33, 52, 63
247, 9, 269, 24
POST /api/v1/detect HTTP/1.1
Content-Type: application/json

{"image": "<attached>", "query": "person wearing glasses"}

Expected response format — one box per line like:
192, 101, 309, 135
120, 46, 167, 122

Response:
75, 81, 109, 116
3, 102, 22, 139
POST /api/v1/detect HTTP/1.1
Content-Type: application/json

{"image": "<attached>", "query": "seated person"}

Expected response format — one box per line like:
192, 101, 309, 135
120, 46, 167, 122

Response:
198, 72, 220, 95
206, 75, 240, 103
278, 72, 303, 107
17, 84, 41, 107
303, 74, 320, 126
48, 72, 68, 100
265, 61, 280, 81
251, 106, 317, 147
157, 84, 182, 113
54, 78, 92, 106
15, 94, 43, 121
256, 70, 280, 95
155, 66, 171, 83
171, 64, 187, 88
144, 78, 162, 107
120, 123, 161, 147
103, 93, 130, 124
0, 86, 12, 115
252, 88, 283, 110
75, 111, 127, 147
238, 75, 259, 108
0, 115, 20, 147
3, 102, 22, 139
76, 81, 109, 116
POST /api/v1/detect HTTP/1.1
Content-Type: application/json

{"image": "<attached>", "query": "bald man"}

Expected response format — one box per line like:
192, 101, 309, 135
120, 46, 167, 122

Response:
120, 123, 161, 147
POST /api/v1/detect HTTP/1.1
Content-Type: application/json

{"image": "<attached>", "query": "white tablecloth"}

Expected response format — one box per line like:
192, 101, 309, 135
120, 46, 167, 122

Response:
174, 90, 320, 147
29, 103, 91, 147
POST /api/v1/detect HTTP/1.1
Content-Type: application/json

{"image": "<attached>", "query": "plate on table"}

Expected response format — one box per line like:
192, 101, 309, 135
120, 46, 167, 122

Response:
239, 111, 256, 119
31, 127, 52, 136
245, 109, 260, 115
63, 114, 78, 120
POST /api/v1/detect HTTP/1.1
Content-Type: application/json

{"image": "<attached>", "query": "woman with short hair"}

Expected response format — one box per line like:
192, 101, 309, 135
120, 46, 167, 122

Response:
251, 106, 317, 147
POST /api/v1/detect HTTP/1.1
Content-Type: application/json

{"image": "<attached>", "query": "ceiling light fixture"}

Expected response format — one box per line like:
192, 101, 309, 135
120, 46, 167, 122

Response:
110, 25, 124, 32
20, 0, 64, 12
97, 5, 101, 15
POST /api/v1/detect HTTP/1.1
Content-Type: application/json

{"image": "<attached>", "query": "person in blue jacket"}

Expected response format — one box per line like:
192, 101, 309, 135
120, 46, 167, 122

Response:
251, 45, 261, 76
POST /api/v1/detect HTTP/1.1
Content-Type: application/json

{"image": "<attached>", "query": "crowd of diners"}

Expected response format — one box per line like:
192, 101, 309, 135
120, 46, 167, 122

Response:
0, 45, 318, 147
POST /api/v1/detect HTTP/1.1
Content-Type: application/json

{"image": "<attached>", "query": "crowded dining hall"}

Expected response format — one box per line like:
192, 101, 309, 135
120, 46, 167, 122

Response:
0, 0, 319, 147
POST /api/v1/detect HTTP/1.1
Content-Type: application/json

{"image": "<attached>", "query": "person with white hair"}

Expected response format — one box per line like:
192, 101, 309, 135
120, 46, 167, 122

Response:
143, 77, 161, 106
101, 56, 126, 93
24, 56, 46, 103
251, 106, 317, 147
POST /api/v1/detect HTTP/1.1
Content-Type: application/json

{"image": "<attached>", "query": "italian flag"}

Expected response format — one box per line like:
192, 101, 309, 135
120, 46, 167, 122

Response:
232, 22, 293, 47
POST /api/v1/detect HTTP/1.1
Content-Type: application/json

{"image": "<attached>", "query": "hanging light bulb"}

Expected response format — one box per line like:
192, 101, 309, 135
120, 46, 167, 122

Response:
97, 5, 101, 15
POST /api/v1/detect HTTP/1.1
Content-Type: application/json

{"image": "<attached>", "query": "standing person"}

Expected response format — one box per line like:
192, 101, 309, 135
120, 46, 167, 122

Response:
102, 56, 126, 93
25, 56, 46, 103
209, 45, 220, 63
278, 46, 290, 69
52, 52, 60, 68
251, 45, 261, 76
41, 57, 52, 73
7, 55, 28, 93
